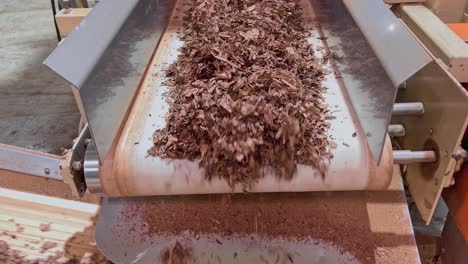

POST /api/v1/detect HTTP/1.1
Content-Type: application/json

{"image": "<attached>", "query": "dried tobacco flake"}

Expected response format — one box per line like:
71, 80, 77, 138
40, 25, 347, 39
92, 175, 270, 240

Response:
149, 0, 332, 188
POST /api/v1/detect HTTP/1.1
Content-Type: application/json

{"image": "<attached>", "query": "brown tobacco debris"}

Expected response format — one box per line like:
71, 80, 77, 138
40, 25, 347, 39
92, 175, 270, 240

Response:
160, 241, 191, 264
40, 242, 57, 253
149, 0, 332, 188
39, 223, 51, 232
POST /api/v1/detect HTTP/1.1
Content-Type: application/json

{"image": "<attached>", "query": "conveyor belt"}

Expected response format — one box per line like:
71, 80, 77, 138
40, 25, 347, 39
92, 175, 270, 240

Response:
95, 166, 420, 264
98, 0, 393, 197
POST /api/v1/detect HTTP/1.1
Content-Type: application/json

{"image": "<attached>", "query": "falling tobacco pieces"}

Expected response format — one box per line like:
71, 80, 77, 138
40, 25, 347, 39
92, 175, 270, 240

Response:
160, 242, 191, 264
149, 0, 333, 188
39, 223, 51, 232
40, 242, 57, 253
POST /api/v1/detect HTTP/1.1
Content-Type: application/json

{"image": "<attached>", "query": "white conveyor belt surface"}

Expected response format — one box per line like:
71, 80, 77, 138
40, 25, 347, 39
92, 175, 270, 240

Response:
99, 0, 393, 197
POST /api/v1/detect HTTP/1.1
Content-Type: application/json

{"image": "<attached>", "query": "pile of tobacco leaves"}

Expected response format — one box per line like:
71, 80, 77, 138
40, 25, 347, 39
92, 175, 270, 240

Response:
149, 0, 332, 188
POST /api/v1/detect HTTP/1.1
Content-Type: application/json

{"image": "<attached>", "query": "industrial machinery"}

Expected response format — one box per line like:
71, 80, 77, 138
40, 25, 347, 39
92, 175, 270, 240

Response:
1, 0, 468, 262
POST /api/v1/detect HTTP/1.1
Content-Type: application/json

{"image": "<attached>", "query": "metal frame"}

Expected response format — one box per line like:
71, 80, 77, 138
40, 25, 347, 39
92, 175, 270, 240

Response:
44, 0, 177, 164
0, 125, 91, 197
444, 164, 468, 242
342, 0, 432, 87
45, 0, 431, 166
309, 0, 430, 164
392, 59, 468, 223
0, 144, 64, 180
60, 125, 91, 196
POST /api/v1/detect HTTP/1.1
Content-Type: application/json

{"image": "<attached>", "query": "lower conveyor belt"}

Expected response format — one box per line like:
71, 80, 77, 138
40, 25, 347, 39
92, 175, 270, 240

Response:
99, 0, 393, 197
95, 166, 419, 264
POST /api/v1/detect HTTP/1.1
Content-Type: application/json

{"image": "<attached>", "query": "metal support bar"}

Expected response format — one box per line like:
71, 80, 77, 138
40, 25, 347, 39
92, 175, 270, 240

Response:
392, 102, 424, 116
393, 150, 437, 164
0, 144, 64, 180
388, 124, 406, 137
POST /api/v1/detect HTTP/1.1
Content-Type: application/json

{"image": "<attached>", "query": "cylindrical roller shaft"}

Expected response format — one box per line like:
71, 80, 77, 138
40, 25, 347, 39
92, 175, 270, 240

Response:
392, 102, 424, 116
393, 150, 436, 164
388, 124, 405, 137
84, 140, 103, 194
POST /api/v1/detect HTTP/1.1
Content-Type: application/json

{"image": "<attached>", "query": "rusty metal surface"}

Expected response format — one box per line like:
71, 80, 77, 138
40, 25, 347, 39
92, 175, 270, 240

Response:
444, 165, 468, 242
441, 213, 468, 264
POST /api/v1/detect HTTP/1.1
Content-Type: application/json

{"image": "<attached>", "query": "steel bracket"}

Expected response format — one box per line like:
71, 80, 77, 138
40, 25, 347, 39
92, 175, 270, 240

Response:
60, 125, 91, 197
392, 59, 468, 224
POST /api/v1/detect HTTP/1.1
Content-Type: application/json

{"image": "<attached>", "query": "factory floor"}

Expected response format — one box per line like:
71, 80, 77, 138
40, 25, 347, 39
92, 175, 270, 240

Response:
0, 0, 97, 207
0, 0, 80, 155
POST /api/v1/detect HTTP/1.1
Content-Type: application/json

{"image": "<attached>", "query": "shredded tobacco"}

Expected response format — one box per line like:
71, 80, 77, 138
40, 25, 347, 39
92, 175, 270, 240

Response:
149, 0, 332, 188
